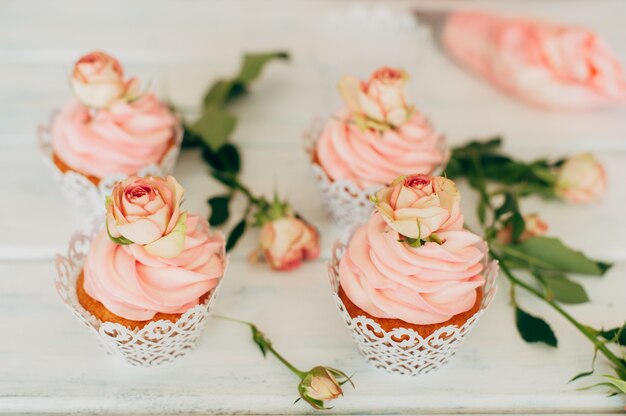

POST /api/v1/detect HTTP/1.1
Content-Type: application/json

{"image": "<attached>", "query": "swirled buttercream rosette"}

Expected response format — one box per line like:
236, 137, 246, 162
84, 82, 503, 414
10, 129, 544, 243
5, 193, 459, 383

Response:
303, 117, 448, 229
54, 223, 225, 367
38, 116, 182, 217
328, 238, 498, 376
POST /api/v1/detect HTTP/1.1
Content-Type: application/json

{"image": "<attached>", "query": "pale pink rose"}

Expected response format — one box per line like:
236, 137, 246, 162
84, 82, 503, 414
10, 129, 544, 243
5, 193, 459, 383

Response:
556, 153, 607, 204
373, 174, 463, 240
338, 67, 411, 127
106, 176, 186, 258
443, 11, 626, 110
497, 213, 549, 245
71, 51, 129, 109
299, 367, 343, 404
259, 217, 320, 271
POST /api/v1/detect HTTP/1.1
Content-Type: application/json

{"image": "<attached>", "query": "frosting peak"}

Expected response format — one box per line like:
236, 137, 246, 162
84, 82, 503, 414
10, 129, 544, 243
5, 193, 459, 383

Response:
84, 214, 226, 321
339, 213, 485, 325
315, 111, 445, 189
52, 94, 177, 178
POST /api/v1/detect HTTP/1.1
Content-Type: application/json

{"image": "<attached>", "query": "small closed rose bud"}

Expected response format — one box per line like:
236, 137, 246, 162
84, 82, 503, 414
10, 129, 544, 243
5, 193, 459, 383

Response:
71, 51, 127, 109
556, 153, 607, 204
106, 176, 186, 258
259, 216, 320, 271
338, 66, 411, 128
497, 213, 549, 245
298, 366, 345, 409
373, 174, 463, 241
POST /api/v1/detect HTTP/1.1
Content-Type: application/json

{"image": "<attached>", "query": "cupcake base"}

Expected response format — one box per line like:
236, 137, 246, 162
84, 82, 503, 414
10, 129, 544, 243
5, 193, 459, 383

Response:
76, 271, 210, 330
328, 239, 498, 376
338, 286, 483, 339
53, 153, 100, 185
55, 227, 222, 367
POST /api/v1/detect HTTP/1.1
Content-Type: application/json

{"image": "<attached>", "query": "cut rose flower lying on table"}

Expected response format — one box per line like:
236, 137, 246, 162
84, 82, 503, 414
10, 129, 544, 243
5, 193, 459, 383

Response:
180, 51, 321, 271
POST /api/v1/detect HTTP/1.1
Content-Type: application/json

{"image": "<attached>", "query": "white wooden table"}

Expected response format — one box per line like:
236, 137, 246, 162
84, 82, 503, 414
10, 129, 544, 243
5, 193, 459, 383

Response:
2, 0, 626, 414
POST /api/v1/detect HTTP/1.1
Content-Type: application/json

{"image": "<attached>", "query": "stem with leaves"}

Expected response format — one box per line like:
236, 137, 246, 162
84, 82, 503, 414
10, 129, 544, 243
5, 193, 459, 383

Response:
448, 138, 626, 395
215, 316, 354, 410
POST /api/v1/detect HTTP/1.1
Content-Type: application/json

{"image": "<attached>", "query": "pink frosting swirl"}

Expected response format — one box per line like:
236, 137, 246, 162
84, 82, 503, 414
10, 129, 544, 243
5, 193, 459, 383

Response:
443, 11, 626, 110
315, 110, 445, 189
52, 94, 178, 178
84, 214, 226, 321
339, 213, 485, 325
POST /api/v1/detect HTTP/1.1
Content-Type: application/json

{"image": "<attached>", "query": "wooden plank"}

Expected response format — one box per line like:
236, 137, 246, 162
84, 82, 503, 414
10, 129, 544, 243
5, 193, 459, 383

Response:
1, 259, 624, 414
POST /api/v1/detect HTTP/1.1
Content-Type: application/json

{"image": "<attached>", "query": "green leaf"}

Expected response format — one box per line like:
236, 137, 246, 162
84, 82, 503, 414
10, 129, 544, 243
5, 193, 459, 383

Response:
581, 376, 626, 394
202, 144, 241, 174
540, 272, 590, 304
602, 375, 626, 393
599, 325, 626, 346
510, 212, 525, 242
181, 125, 201, 148
506, 237, 612, 276
226, 218, 246, 252
570, 370, 595, 383
515, 307, 558, 347
216, 144, 241, 174
237, 51, 289, 84
203, 79, 242, 110
211, 171, 240, 189
208, 195, 231, 226
202, 51, 289, 109
250, 324, 269, 357
189, 108, 237, 150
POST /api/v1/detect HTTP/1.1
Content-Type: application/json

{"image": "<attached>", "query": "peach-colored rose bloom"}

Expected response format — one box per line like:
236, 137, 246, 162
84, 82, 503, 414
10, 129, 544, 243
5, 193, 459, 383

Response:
443, 11, 626, 110
71, 51, 132, 109
300, 367, 343, 403
497, 213, 549, 244
259, 217, 320, 271
106, 176, 186, 258
338, 67, 411, 127
373, 174, 463, 240
556, 153, 607, 204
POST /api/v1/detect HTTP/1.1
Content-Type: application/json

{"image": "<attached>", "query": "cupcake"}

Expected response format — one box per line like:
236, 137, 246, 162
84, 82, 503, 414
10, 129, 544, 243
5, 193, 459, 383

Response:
55, 176, 227, 367
39, 51, 182, 214
328, 174, 498, 376
305, 67, 448, 227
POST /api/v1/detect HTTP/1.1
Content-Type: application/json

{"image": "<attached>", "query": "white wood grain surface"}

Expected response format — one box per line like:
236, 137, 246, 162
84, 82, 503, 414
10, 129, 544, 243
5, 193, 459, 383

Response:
1, 0, 626, 414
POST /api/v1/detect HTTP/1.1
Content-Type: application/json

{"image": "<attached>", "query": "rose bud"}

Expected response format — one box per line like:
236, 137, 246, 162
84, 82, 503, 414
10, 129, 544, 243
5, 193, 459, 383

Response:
298, 366, 346, 410
497, 213, 549, 245
259, 216, 320, 271
373, 174, 463, 241
338, 66, 411, 128
71, 51, 126, 109
106, 176, 186, 258
556, 153, 607, 204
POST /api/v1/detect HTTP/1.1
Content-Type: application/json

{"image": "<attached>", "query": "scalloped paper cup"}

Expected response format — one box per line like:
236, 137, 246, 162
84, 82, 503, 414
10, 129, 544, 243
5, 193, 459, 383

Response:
54, 224, 224, 367
303, 117, 449, 229
38, 114, 183, 217
328, 239, 498, 376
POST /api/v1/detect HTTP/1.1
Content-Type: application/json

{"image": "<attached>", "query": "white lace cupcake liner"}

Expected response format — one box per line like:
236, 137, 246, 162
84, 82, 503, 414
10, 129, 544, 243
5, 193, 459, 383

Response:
54, 223, 223, 367
303, 118, 449, 229
328, 239, 498, 376
38, 114, 183, 217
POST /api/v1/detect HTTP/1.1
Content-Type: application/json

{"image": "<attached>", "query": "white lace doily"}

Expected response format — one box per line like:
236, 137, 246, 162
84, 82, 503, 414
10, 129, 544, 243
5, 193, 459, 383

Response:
328, 240, 498, 376
54, 224, 222, 367
303, 118, 449, 229
38, 115, 183, 217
